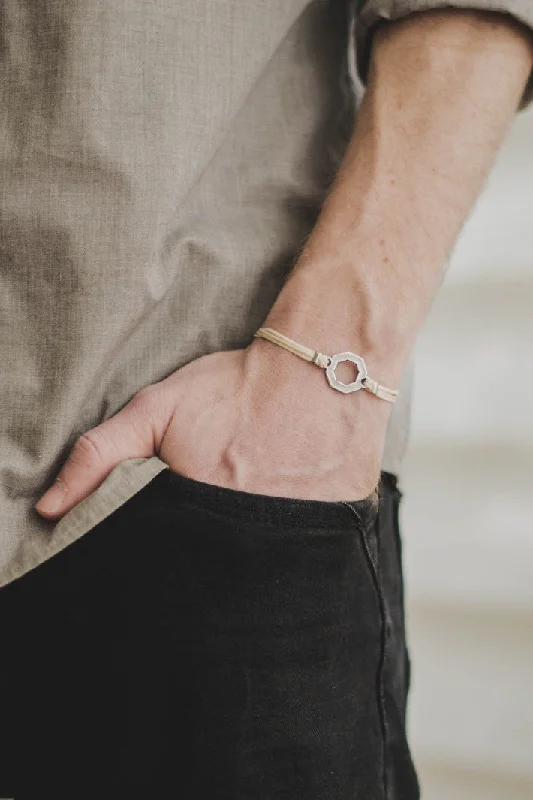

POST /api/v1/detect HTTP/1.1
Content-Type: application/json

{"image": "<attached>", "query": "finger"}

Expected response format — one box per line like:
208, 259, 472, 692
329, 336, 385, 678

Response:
35, 388, 168, 519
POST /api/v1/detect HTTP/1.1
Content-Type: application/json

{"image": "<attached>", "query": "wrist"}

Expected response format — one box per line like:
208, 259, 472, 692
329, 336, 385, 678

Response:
244, 333, 392, 485
245, 332, 393, 435
260, 258, 411, 390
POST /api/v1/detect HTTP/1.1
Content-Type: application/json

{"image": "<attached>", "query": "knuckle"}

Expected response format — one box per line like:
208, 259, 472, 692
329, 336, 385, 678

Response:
73, 431, 105, 465
130, 384, 168, 434
132, 385, 158, 413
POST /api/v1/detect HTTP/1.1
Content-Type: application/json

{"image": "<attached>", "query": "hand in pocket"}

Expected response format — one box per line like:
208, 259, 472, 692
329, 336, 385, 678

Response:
35, 339, 389, 519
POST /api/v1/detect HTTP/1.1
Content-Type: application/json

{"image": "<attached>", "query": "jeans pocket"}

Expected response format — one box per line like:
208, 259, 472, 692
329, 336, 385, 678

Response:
27, 464, 387, 797
155, 465, 379, 533
142, 469, 387, 798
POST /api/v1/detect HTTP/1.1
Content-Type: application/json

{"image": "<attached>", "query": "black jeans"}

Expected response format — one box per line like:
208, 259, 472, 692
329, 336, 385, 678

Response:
0, 469, 419, 799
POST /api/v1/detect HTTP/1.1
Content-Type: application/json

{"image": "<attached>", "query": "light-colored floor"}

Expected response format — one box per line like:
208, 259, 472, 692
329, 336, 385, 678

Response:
401, 108, 533, 798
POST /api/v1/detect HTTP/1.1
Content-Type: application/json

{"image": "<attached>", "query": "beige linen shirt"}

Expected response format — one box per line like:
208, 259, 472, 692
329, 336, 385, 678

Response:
1, 0, 532, 587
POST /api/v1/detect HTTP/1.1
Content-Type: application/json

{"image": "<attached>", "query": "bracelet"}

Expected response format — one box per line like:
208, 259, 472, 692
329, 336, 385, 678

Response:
253, 327, 399, 404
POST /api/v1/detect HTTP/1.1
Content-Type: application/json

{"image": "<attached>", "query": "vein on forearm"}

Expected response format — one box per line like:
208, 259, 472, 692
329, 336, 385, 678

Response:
267, 8, 533, 379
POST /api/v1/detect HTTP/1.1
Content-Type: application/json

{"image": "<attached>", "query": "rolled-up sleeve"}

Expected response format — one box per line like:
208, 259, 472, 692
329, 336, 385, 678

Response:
350, 0, 533, 108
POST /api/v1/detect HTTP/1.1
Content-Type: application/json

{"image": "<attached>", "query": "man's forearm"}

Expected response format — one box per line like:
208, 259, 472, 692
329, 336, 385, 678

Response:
262, 9, 533, 390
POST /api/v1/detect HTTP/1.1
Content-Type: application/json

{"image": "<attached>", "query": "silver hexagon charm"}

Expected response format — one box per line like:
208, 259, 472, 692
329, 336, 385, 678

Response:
325, 352, 368, 394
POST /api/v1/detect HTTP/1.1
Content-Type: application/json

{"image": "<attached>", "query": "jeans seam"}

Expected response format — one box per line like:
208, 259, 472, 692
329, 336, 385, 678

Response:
391, 487, 412, 705
340, 501, 388, 800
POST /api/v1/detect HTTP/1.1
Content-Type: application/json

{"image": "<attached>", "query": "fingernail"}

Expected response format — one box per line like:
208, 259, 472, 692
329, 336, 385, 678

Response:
36, 478, 67, 514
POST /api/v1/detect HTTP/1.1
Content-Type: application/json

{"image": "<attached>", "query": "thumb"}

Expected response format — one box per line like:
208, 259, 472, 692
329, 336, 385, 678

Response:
35, 387, 169, 520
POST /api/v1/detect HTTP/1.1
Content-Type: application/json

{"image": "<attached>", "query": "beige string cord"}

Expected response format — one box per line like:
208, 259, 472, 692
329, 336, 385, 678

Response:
254, 327, 399, 404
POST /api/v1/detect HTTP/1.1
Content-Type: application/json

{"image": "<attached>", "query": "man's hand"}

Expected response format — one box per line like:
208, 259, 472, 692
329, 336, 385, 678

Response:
35, 339, 388, 518
35, 8, 532, 519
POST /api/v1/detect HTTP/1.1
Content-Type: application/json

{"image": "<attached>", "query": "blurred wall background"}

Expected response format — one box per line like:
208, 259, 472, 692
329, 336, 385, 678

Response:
401, 107, 533, 799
